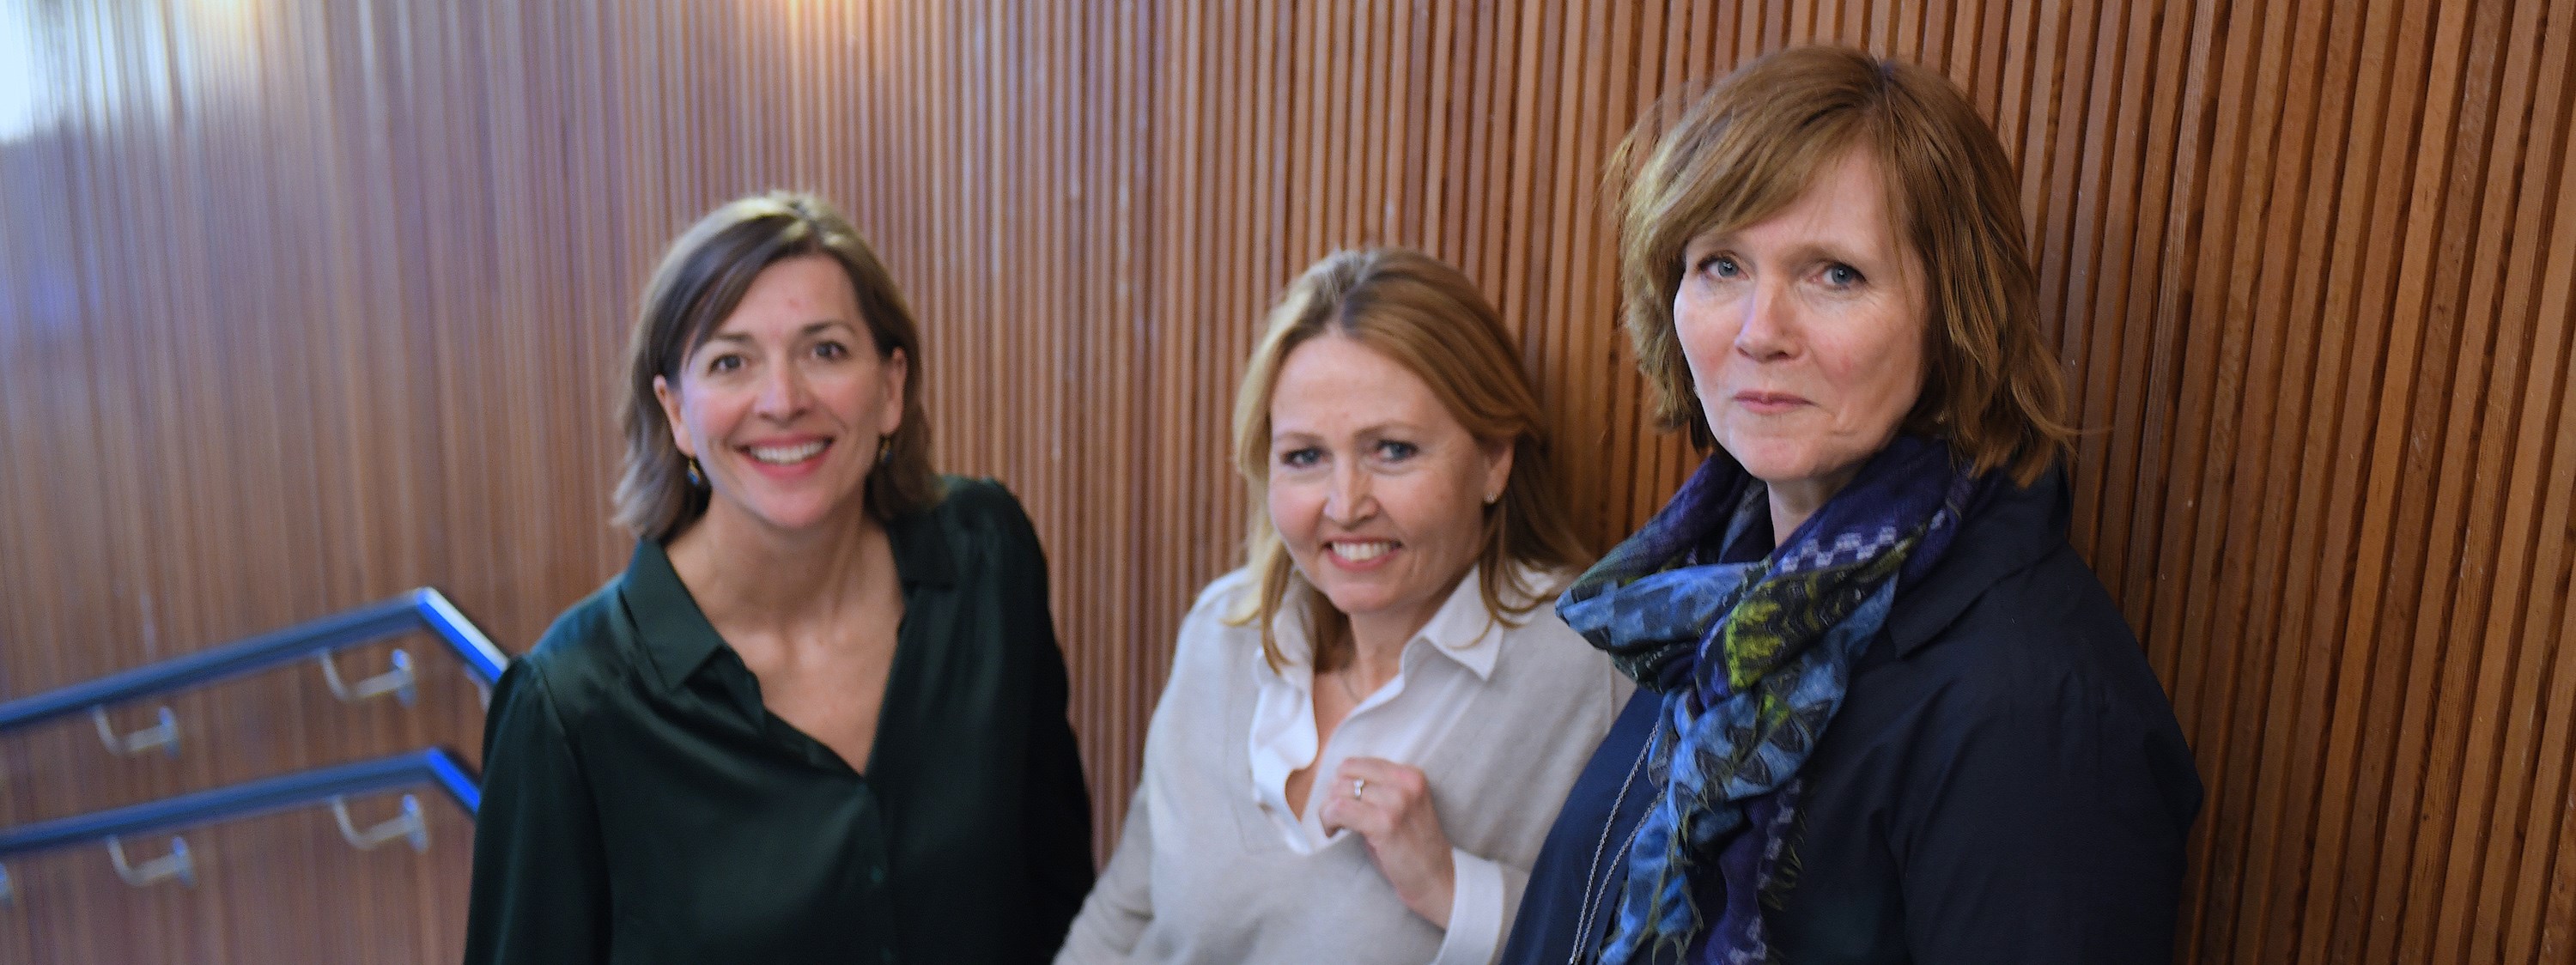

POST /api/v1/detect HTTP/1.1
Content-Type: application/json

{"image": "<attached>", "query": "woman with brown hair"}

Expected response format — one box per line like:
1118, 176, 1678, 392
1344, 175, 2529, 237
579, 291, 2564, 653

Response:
1501, 47, 2201, 963
1057, 248, 1631, 963
464, 191, 1091, 964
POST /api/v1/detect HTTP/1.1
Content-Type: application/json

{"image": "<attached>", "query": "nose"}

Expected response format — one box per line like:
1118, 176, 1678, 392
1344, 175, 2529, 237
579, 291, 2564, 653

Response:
1322, 460, 1375, 526
752, 361, 811, 420
1732, 278, 1798, 361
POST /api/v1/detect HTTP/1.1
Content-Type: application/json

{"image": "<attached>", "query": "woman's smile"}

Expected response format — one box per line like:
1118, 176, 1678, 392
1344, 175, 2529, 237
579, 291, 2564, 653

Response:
738, 435, 835, 480
1322, 538, 1400, 570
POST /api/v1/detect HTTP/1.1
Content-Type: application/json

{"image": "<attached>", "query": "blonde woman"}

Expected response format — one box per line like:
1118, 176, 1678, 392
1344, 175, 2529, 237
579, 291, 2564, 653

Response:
1059, 248, 1631, 964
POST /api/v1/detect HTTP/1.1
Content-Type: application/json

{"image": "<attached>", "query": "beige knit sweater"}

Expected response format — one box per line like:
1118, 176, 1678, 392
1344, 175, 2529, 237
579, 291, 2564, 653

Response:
1056, 568, 1632, 965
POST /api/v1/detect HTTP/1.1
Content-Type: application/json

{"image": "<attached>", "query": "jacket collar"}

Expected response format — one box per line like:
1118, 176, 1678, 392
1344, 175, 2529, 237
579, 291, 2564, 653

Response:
623, 507, 957, 693
1883, 464, 2073, 657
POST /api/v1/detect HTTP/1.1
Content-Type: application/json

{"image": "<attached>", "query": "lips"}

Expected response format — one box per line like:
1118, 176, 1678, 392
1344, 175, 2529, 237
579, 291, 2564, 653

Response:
744, 439, 830, 465
1733, 390, 1810, 414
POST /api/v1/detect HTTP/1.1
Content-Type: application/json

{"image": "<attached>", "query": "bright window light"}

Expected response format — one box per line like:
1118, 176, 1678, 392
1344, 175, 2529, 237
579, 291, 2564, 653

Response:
0, 8, 47, 143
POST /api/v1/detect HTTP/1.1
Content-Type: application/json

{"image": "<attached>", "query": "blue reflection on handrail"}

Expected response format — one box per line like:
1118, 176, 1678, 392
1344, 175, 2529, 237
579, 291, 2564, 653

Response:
0, 588, 511, 735
0, 748, 479, 860
410, 588, 509, 684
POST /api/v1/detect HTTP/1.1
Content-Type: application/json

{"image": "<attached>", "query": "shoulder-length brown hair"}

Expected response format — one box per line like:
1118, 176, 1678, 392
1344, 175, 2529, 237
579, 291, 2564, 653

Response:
613, 191, 941, 542
1225, 248, 1591, 671
1614, 45, 2074, 484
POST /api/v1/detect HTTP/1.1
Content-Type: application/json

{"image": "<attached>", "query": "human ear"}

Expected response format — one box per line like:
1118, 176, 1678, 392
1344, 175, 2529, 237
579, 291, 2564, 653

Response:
1479, 435, 1516, 506
877, 346, 908, 438
653, 373, 695, 458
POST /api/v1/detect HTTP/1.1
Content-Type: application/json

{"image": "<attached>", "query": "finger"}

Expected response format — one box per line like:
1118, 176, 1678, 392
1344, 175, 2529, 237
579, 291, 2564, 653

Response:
1335, 757, 1429, 799
1321, 795, 1389, 839
1317, 797, 1348, 835
1334, 770, 1427, 821
1327, 771, 1389, 816
1334, 756, 1406, 784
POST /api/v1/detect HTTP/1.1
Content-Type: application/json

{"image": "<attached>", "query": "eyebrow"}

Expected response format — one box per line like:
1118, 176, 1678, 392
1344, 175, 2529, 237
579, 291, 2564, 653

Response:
1787, 240, 1880, 264
702, 319, 860, 345
1270, 421, 1427, 441
1357, 421, 1425, 437
1692, 234, 1882, 267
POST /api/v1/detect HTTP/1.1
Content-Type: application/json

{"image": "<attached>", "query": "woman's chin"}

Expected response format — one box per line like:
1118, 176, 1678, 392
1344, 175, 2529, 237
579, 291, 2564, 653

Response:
1306, 574, 1406, 623
712, 490, 857, 535
1721, 445, 1820, 489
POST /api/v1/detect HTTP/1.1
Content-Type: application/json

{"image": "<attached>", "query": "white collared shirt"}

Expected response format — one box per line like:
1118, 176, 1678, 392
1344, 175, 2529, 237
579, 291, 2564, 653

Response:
1245, 565, 1532, 965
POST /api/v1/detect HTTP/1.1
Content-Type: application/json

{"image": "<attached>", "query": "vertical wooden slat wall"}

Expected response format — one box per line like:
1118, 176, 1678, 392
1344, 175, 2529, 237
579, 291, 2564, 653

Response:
0, 1, 2568, 962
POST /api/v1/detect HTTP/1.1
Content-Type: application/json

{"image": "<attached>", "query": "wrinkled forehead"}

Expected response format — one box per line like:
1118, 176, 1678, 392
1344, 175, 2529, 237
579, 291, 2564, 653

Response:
1683, 133, 1909, 254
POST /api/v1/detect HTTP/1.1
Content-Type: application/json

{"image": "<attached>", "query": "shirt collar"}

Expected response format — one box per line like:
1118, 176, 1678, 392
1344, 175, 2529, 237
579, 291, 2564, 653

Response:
1266, 564, 1513, 683
621, 504, 959, 693
620, 539, 730, 693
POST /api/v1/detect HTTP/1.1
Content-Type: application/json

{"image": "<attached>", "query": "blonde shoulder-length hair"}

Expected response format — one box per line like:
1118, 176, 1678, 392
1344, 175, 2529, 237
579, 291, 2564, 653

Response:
1224, 248, 1590, 671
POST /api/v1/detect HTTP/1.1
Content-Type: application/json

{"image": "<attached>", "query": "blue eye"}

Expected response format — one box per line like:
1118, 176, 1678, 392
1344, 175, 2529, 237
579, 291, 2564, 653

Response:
1375, 440, 1418, 461
814, 340, 849, 361
708, 354, 745, 373
1699, 254, 1741, 279
1279, 447, 1322, 469
1822, 264, 1864, 288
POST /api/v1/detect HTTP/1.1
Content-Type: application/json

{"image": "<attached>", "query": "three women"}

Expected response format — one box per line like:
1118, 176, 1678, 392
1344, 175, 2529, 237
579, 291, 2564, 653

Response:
469, 41, 2197, 965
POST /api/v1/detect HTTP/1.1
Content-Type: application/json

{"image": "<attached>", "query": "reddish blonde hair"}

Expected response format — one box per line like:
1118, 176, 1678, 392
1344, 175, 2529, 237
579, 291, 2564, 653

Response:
1614, 45, 2073, 483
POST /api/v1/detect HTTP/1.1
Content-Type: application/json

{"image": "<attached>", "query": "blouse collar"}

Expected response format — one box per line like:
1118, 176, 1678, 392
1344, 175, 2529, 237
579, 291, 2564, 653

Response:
623, 504, 956, 693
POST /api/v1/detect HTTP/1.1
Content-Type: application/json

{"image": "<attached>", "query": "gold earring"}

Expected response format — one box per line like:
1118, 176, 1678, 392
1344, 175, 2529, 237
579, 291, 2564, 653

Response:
685, 456, 705, 488
876, 434, 893, 465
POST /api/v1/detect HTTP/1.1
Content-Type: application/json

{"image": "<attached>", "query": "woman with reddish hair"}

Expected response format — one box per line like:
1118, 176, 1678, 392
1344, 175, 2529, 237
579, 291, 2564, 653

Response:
1503, 47, 2201, 964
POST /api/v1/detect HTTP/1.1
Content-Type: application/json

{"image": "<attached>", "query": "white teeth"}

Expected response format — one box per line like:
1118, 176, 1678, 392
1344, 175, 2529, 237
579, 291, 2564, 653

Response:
748, 440, 827, 464
1330, 541, 1394, 561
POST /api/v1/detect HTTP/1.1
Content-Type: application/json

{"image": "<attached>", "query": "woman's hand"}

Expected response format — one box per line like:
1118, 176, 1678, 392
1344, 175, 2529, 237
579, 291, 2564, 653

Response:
1317, 756, 1456, 927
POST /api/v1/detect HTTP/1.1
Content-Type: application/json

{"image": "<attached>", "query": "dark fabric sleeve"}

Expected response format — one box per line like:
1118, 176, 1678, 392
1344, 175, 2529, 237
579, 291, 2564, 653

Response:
462, 659, 612, 965
999, 491, 1097, 959
1499, 689, 1664, 965
1892, 677, 2196, 964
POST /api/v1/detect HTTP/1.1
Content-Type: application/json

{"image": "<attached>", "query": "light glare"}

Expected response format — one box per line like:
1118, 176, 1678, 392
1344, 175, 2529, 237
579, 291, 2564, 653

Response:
0, 8, 46, 143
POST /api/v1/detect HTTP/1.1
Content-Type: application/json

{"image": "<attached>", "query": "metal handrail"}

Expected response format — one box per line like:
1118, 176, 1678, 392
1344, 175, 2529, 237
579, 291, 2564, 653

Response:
0, 588, 509, 737
0, 748, 479, 863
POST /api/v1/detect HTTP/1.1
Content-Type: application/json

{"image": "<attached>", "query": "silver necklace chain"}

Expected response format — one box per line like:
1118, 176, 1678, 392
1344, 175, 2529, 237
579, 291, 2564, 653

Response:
1334, 665, 1365, 707
1568, 734, 1655, 964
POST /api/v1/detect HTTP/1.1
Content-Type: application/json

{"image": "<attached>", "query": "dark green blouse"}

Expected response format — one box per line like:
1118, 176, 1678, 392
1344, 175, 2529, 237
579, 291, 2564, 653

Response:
462, 477, 1093, 965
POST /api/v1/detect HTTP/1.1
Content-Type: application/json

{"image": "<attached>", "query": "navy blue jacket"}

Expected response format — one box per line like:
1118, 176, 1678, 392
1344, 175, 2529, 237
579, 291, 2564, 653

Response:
1500, 468, 2202, 964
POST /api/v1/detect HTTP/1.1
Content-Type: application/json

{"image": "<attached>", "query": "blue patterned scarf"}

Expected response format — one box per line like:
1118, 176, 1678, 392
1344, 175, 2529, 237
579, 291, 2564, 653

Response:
1556, 434, 1985, 963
